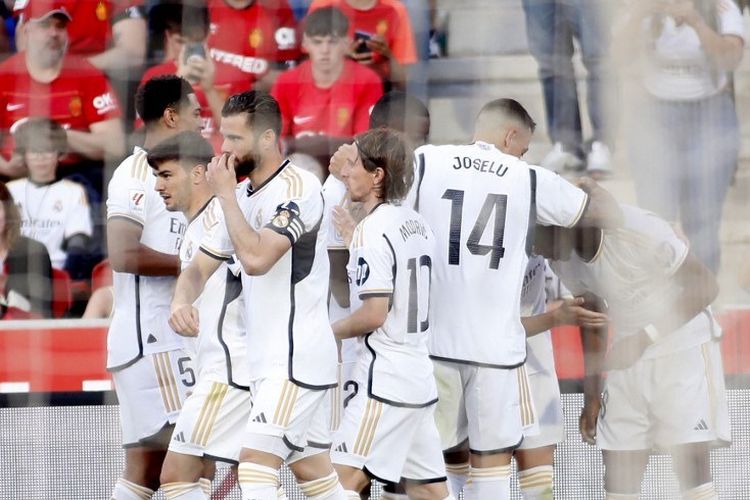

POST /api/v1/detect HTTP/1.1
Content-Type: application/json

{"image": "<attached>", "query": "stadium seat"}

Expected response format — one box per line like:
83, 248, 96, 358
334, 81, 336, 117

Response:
90, 259, 113, 292
51, 268, 73, 319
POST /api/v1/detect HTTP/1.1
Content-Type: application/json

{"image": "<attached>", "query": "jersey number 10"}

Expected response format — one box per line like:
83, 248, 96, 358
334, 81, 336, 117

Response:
441, 189, 508, 269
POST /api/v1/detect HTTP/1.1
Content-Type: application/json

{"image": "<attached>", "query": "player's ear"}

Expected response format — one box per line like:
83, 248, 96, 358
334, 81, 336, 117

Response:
259, 128, 276, 151
163, 106, 178, 128
192, 164, 206, 183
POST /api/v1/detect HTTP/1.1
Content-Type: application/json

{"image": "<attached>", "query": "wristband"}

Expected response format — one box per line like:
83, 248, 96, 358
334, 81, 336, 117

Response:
643, 324, 660, 343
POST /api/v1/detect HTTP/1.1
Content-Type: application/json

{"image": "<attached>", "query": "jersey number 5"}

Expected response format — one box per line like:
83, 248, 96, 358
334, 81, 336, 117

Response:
442, 189, 508, 269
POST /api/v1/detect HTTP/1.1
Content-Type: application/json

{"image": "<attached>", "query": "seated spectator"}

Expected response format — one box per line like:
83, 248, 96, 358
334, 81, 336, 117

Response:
141, 1, 247, 152
15, 0, 147, 72
272, 6, 382, 165
0, 2, 125, 204
7, 118, 93, 279
0, 181, 53, 318
308, 0, 417, 88
368, 89, 429, 146
206, 0, 301, 91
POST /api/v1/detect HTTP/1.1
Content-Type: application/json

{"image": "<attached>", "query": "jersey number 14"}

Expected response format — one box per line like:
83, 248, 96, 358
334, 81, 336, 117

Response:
441, 189, 508, 269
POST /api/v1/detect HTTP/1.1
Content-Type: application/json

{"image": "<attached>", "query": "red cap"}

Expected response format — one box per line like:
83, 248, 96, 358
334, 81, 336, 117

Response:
16, 0, 73, 23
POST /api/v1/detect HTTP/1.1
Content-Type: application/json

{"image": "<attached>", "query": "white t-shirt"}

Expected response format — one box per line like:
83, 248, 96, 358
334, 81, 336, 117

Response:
200, 159, 338, 388
550, 205, 719, 359
641, 0, 745, 100
347, 203, 438, 407
105, 147, 187, 370
9, 178, 92, 269
410, 141, 588, 368
181, 196, 248, 388
322, 174, 361, 364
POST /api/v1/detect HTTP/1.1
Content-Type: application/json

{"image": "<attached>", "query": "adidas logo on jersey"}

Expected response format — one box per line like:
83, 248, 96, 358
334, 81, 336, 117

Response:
694, 419, 709, 431
173, 432, 186, 442
252, 412, 267, 424
334, 443, 348, 453
147, 334, 158, 344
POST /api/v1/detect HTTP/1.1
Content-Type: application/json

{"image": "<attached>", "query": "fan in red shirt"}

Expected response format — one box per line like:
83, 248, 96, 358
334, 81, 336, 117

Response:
14, 0, 147, 72
0, 2, 124, 180
207, 0, 301, 91
308, 0, 417, 88
272, 6, 382, 165
139, 2, 248, 152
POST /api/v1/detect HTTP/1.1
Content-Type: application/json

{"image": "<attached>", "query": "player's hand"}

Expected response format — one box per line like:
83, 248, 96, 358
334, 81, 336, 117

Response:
606, 330, 651, 370
333, 205, 357, 247
169, 303, 200, 337
206, 153, 238, 199
328, 143, 357, 180
552, 296, 609, 328
0, 154, 26, 178
366, 35, 392, 59
579, 399, 600, 445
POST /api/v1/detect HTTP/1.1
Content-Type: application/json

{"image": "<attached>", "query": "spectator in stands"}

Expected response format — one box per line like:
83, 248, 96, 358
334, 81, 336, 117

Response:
15, 0, 147, 72
272, 6, 382, 165
307, 0, 417, 89
206, 0, 301, 91
141, 1, 246, 152
618, 0, 744, 273
0, 2, 125, 190
7, 119, 93, 280
0, 181, 53, 318
522, 0, 615, 176
368, 89, 429, 146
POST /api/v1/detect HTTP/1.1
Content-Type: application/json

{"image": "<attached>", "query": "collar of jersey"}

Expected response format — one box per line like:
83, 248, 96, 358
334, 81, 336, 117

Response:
246, 158, 291, 197
189, 195, 215, 224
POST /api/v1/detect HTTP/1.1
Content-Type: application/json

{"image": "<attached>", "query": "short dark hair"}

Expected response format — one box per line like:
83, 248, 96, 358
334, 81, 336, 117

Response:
0, 182, 21, 248
147, 131, 214, 170
221, 91, 282, 138
14, 118, 67, 156
136, 75, 195, 126
354, 128, 414, 204
150, 1, 209, 41
303, 6, 349, 37
477, 98, 536, 132
369, 91, 430, 144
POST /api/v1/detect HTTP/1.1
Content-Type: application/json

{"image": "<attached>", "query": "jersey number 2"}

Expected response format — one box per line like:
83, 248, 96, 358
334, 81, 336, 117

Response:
442, 189, 508, 270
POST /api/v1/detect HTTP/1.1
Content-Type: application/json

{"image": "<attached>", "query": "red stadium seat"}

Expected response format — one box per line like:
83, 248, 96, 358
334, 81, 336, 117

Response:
51, 268, 73, 319
90, 259, 112, 292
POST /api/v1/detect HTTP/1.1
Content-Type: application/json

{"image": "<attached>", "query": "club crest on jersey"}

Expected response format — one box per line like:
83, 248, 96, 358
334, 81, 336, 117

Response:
337, 108, 351, 127
95, 1, 108, 21
355, 257, 370, 286
69, 96, 82, 117
53, 200, 63, 213
271, 209, 291, 229
184, 241, 193, 261
254, 210, 264, 229
376, 20, 388, 36
249, 28, 263, 48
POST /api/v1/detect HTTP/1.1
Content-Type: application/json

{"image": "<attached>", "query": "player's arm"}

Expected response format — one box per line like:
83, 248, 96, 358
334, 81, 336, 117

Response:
521, 296, 608, 337
606, 251, 719, 370
578, 293, 608, 445
87, 10, 147, 71
169, 251, 221, 336
66, 118, 126, 160
332, 295, 389, 339
573, 177, 623, 229
329, 249, 350, 309
206, 153, 292, 275
107, 218, 180, 276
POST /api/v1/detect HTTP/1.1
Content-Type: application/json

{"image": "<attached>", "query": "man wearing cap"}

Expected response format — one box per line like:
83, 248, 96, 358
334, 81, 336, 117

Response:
14, 0, 147, 72
0, 1, 125, 181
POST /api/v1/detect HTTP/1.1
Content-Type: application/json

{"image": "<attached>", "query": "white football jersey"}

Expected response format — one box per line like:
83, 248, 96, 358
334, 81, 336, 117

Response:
181, 196, 248, 388
410, 141, 588, 367
347, 203, 438, 407
106, 147, 187, 370
200, 159, 338, 388
322, 174, 361, 364
550, 205, 718, 359
9, 178, 93, 269
520, 255, 555, 376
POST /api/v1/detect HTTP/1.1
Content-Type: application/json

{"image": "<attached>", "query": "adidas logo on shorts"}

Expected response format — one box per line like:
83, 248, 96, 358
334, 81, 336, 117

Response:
694, 419, 709, 431
334, 443, 348, 453
252, 412, 268, 423
173, 432, 186, 442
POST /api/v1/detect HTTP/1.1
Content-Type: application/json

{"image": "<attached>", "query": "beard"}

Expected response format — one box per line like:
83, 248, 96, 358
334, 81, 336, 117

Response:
233, 153, 257, 180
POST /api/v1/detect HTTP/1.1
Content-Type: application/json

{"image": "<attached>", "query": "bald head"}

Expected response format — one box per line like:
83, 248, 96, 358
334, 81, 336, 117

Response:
474, 98, 536, 158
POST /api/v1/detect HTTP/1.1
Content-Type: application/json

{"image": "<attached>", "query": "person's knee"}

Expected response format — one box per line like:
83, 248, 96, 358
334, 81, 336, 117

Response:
469, 450, 512, 468
159, 452, 205, 485
123, 448, 166, 491
288, 451, 334, 482
602, 450, 649, 496
672, 443, 712, 489
404, 480, 450, 500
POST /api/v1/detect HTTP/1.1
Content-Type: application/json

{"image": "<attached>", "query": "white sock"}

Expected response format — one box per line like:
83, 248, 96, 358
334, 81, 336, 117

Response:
683, 482, 718, 500
380, 492, 408, 500
445, 462, 470, 498
518, 465, 554, 500
297, 471, 347, 499
161, 482, 208, 499
237, 462, 279, 500
464, 464, 511, 500
605, 493, 638, 500
198, 478, 211, 497
344, 490, 361, 500
110, 478, 154, 500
